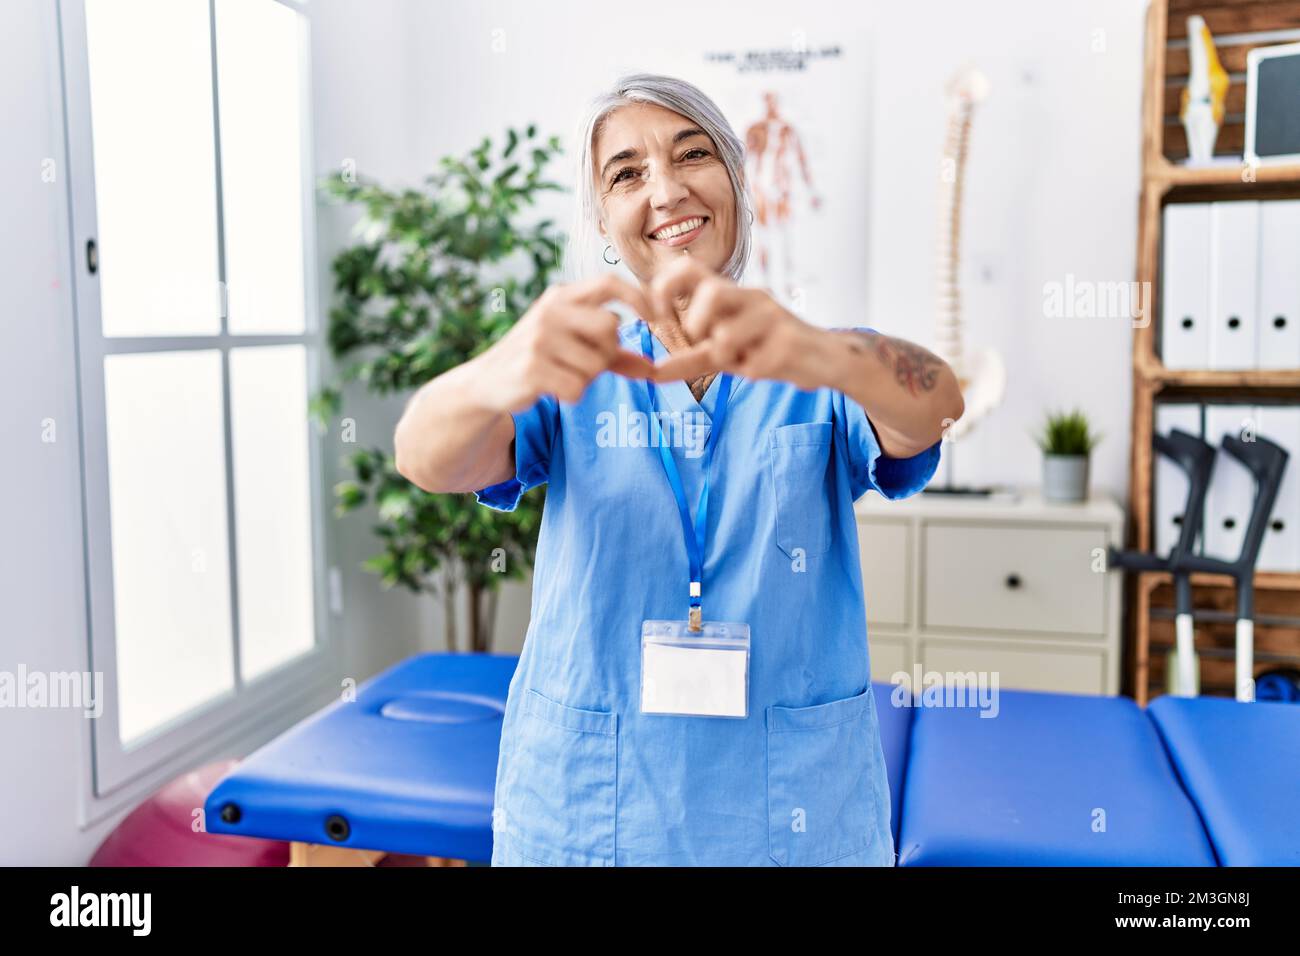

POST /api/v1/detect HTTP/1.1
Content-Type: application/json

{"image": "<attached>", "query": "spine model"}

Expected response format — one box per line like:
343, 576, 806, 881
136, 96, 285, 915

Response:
933, 67, 1004, 445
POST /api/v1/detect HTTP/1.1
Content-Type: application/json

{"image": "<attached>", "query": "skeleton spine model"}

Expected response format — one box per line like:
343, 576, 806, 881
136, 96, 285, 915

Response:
933, 68, 1005, 446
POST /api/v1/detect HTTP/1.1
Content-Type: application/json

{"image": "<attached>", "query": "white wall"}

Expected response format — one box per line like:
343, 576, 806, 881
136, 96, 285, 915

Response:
0, 0, 106, 867
308, 0, 536, 658
868, 0, 1145, 503
310, 0, 444, 673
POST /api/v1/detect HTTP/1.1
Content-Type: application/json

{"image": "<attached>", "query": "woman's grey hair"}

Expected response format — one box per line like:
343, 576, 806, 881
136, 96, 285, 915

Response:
565, 72, 752, 284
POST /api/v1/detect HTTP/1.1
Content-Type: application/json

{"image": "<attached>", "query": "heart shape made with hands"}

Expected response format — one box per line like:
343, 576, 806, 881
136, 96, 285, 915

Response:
612, 254, 774, 386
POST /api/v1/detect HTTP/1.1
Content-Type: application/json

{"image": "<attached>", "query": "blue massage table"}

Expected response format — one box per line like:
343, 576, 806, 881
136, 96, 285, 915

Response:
206, 653, 518, 864
205, 653, 1300, 866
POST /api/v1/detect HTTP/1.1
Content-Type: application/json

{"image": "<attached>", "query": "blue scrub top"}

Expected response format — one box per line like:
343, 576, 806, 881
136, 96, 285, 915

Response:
475, 322, 942, 866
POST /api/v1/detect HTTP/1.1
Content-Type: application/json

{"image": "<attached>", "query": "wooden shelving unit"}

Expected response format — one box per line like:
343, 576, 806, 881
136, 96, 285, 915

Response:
1127, 0, 1300, 704
1159, 161, 1300, 188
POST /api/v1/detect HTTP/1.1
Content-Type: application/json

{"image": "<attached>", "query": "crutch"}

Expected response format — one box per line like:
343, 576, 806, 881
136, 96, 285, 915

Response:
1168, 429, 1289, 702
1109, 428, 1216, 697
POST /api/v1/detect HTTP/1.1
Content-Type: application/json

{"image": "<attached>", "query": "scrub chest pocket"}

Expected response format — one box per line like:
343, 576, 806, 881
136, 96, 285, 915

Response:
765, 685, 880, 866
769, 421, 835, 558
499, 688, 618, 867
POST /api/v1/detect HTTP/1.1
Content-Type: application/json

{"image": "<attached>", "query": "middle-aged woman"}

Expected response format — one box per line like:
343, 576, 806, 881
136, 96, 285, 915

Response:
395, 74, 965, 866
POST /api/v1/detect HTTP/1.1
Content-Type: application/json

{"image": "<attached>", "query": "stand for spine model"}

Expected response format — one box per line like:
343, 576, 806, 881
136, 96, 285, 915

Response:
1110, 429, 1215, 697
1172, 430, 1289, 702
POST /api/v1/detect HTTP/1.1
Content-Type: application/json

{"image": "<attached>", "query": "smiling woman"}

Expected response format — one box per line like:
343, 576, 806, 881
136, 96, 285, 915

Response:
595, 110, 737, 274
392, 72, 962, 868
567, 74, 752, 284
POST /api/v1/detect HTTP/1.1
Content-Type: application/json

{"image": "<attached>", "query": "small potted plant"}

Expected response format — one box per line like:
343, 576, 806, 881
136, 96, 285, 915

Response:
1032, 407, 1102, 503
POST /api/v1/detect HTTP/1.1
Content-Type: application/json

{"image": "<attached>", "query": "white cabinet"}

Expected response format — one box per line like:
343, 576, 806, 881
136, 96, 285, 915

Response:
857, 488, 1124, 695
858, 519, 909, 628
920, 639, 1107, 696
923, 523, 1108, 636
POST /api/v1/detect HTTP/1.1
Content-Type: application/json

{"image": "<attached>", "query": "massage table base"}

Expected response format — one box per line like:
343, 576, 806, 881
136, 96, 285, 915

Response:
287, 842, 467, 867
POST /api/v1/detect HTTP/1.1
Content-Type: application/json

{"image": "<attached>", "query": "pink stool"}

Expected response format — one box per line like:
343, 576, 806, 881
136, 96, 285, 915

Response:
89, 759, 289, 867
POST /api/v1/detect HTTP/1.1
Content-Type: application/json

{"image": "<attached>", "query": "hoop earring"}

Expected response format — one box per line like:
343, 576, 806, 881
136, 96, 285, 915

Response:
603, 244, 621, 265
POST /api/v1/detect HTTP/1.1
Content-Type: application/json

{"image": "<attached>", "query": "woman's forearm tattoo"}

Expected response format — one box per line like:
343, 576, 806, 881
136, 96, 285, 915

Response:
836, 330, 942, 396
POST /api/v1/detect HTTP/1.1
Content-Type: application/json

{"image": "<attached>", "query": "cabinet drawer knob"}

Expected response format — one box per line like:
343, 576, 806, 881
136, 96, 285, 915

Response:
1005, 573, 1022, 590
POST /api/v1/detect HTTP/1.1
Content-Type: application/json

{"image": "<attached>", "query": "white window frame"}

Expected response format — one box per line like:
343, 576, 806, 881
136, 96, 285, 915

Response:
58, 0, 337, 801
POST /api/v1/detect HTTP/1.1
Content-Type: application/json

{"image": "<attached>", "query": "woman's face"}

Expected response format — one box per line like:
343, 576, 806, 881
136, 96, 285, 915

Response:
593, 102, 737, 284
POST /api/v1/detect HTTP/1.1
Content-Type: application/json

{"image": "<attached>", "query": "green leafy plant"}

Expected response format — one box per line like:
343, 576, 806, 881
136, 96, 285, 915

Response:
313, 125, 566, 653
1032, 407, 1102, 457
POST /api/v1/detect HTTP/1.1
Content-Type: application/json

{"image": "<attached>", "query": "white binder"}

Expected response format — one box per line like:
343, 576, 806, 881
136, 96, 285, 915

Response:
1204, 405, 1258, 560
1154, 403, 1202, 559
1256, 200, 1300, 370
1161, 203, 1212, 370
1208, 202, 1260, 370
1254, 404, 1300, 572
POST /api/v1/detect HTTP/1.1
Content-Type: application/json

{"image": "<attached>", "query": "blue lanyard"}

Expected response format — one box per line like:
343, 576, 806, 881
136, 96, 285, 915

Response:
639, 321, 733, 625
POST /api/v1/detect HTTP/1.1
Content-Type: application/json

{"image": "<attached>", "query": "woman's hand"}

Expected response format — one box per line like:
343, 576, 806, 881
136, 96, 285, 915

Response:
643, 257, 964, 457
478, 275, 656, 412
647, 256, 827, 390
394, 274, 656, 493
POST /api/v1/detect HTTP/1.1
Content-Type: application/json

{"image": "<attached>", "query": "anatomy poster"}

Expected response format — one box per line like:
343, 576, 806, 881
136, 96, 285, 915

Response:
668, 38, 870, 330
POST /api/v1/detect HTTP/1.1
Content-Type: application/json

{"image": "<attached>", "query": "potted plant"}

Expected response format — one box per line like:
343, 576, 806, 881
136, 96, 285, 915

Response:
312, 126, 566, 653
1032, 407, 1102, 503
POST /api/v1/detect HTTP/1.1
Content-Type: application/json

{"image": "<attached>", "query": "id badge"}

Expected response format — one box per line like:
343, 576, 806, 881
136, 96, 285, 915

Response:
640, 619, 750, 718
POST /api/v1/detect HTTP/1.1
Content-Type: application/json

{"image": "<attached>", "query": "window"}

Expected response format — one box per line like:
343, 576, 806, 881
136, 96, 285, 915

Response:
60, 0, 327, 794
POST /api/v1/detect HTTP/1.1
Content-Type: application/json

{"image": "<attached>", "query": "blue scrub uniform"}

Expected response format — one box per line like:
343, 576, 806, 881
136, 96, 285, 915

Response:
475, 323, 941, 866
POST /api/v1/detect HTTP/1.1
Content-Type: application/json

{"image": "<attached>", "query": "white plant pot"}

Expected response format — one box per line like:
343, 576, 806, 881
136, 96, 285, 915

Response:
1043, 453, 1089, 502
